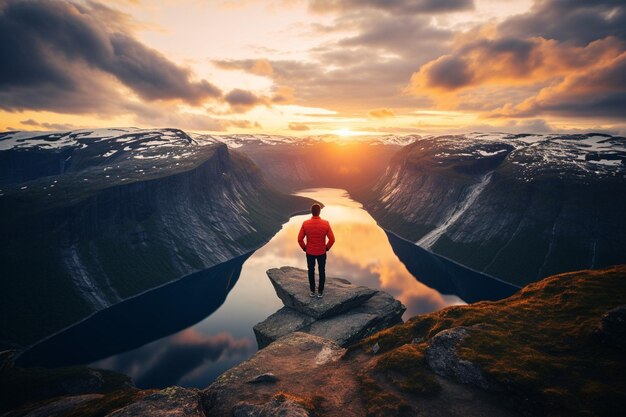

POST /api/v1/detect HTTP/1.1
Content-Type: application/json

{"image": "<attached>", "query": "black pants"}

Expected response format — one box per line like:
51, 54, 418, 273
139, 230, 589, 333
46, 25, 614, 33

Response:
306, 253, 326, 293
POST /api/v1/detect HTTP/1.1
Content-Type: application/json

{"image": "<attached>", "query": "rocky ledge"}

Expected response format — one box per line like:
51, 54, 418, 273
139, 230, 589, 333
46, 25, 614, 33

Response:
253, 266, 406, 348
3, 266, 625, 417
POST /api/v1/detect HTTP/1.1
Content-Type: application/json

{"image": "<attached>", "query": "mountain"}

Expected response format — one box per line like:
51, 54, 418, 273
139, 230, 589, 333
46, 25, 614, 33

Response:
360, 132, 626, 285
194, 133, 417, 192
0, 128, 313, 348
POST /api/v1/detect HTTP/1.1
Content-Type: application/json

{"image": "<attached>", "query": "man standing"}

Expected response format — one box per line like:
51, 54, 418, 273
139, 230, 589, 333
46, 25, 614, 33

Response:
297, 203, 335, 298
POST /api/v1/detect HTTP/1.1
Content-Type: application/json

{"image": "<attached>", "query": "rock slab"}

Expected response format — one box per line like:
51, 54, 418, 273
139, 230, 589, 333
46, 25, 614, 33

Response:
266, 267, 377, 319
255, 267, 405, 349
254, 291, 405, 348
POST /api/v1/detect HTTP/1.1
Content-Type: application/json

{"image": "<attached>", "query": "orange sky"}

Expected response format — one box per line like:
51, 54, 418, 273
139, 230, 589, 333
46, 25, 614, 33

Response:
1, 0, 625, 135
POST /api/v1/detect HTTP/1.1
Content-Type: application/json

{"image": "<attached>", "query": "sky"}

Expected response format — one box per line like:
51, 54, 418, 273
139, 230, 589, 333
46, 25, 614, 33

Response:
1, 0, 625, 136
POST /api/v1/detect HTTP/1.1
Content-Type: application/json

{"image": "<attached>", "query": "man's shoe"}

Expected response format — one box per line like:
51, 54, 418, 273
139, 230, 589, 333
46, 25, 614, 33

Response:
309, 291, 316, 297
317, 291, 323, 298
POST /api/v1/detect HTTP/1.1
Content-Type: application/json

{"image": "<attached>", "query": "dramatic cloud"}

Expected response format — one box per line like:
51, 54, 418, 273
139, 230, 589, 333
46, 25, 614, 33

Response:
409, 0, 626, 121
500, 0, 626, 45
1, 0, 623, 133
309, 0, 474, 14
0, 0, 221, 114
492, 51, 626, 119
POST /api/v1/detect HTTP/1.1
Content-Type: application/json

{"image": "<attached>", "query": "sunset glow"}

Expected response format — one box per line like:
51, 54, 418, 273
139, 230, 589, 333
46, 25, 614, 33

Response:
1, 0, 624, 135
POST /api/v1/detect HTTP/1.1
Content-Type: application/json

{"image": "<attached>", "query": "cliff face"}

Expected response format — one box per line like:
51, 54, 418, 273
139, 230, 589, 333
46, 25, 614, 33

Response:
362, 133, 626, 285
0, 128, 312, 347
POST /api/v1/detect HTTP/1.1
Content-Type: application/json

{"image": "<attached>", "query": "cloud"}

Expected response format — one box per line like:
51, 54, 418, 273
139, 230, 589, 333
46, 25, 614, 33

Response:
367, 108, 395, 119
491, 51, 626, 119
288, 122, 311, 131
250, 59, 274, 76
224, 88, 267, 113
500, 0, 626, 45
0, 0, 221, 115
20, 119, 39, 127
19, 119, 79, 131
215, 53, 432, 113
308, 0, 474, 14
408, 0, 626, 122
336, 14, 452, 55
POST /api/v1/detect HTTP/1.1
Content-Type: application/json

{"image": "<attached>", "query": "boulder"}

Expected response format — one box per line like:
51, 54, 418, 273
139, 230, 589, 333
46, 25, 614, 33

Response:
254, 292, 405, 348
247, 373, 280, 384
426, 327, 492, 390
595, 305, 626, 348
266, 267, 376, 319
106, 386, 204, 417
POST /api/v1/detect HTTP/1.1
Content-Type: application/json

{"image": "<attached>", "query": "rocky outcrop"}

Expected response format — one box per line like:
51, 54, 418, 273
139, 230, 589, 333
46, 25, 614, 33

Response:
106, 387, 204, 417
202, 332, 353, 417
253, 267, 405, 348
426, 327, 493, 390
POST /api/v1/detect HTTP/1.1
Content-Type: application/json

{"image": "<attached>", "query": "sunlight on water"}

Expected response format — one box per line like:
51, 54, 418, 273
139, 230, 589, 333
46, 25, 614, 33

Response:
89, 188, 465, 388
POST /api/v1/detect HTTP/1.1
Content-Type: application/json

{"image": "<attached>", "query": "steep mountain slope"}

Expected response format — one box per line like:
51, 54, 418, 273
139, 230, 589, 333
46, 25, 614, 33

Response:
362, 133, 626, 285
0, 128, 312, 348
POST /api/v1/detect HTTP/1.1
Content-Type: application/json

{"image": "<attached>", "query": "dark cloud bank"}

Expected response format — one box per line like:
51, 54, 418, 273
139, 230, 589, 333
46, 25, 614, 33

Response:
0, 0, 267, 124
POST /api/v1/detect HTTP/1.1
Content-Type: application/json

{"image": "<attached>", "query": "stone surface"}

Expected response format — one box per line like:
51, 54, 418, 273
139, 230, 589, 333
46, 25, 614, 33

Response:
24, 394, 104, 417
105, 386, 204, 417
232, 397, 310, 417
595, 305, 626, 348
202, 332, 356, 416
253, 307, 316, 349
266, 267, 376, 319
254, 285, 404, 349
247, 373, 280, 384
307, 292, 404, 346
426, 327, 492, 390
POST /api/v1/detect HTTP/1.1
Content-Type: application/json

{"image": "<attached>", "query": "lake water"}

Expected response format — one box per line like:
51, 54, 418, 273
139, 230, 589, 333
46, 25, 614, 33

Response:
17, 188, 518, 388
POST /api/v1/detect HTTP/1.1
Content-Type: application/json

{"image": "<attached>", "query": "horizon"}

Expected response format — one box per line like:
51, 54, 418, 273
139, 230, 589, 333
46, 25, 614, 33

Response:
1, 0, 625, 136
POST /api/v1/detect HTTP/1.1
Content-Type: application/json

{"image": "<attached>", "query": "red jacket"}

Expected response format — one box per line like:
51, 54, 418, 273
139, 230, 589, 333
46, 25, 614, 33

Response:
298, 216, 335, 256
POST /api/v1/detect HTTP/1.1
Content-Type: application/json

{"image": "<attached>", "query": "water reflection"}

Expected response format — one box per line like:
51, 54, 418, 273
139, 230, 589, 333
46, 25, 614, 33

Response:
385, 231, 519, 303
292, 189, 466, 316
17, 254, 251, 369
18, 188, 517, 389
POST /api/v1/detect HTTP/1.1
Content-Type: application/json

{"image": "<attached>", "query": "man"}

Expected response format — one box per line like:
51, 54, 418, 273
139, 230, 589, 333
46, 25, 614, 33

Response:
297, 203, 335, 298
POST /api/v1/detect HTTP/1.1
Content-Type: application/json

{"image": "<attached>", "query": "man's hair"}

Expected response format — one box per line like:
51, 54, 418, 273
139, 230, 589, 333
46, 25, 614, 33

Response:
311, 203, 321, 216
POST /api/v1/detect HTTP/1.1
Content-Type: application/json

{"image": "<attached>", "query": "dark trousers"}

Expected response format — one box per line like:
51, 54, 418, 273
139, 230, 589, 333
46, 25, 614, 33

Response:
306, 253, 326, 293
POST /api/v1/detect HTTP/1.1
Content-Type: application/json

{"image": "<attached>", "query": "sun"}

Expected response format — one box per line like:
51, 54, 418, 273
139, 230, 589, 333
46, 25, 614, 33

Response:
336, 128, 352, 137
